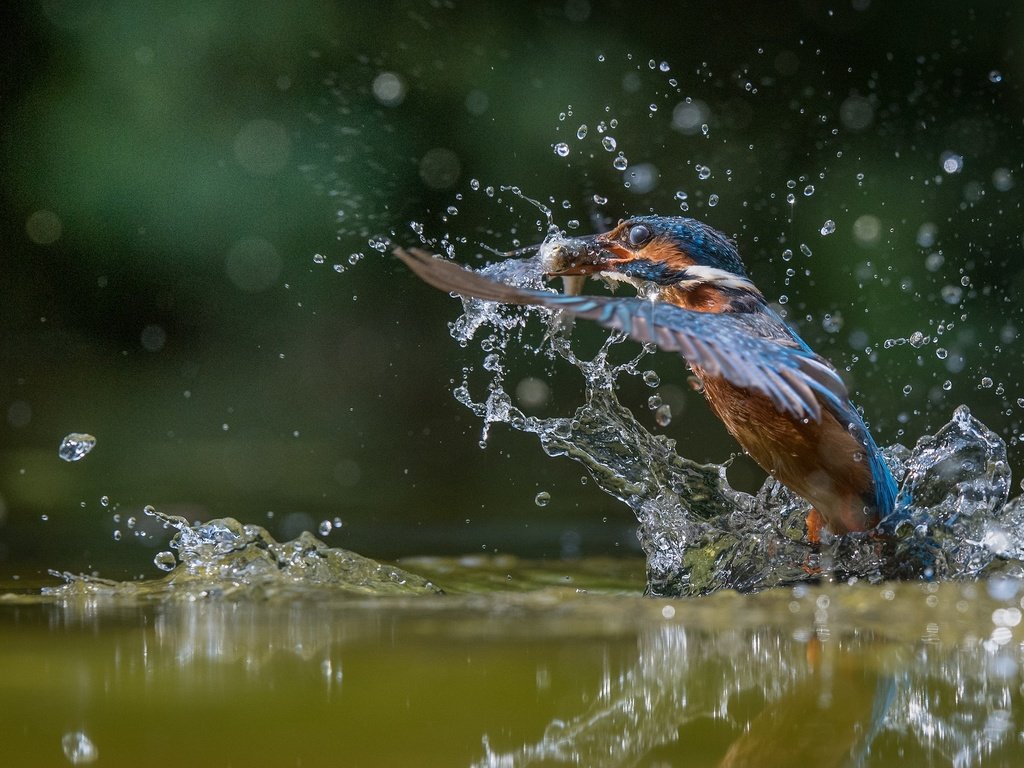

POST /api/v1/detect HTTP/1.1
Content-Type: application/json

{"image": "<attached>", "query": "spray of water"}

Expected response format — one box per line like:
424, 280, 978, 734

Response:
447, 246, 1024, 595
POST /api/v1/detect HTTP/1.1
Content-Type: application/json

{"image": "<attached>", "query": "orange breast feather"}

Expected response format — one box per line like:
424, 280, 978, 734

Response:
699, 373, 877, 534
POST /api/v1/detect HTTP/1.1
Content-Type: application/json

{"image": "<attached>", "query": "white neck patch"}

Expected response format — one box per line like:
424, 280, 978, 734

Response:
593, 265, 759, 301
675, 265, 759, 293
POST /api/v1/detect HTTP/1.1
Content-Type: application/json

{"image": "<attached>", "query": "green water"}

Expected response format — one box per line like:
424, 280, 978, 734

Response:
2, 560, 1021, 767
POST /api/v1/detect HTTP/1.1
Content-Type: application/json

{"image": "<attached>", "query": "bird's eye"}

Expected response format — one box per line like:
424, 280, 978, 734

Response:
627, 223, 652, 248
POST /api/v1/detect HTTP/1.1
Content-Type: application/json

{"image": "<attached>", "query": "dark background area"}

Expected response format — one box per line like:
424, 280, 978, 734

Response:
1, 0, 1023, 579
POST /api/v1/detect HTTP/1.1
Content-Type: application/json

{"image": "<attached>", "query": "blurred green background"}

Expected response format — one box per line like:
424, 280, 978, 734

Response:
2, 0, 1023, 579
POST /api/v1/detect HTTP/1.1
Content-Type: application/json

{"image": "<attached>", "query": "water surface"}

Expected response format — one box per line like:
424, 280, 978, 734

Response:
3, 558, 1022, 767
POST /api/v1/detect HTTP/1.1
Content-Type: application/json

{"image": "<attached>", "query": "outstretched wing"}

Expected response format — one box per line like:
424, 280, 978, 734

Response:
397, 248, 850, 423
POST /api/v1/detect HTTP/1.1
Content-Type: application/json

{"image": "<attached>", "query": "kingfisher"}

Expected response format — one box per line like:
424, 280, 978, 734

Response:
397, 215, 897, 540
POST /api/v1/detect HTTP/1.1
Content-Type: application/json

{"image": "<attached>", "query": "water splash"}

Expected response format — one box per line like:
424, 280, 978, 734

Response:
61, 731, 98, 765
447, 246, 1024, 595
45, 509, 441, 600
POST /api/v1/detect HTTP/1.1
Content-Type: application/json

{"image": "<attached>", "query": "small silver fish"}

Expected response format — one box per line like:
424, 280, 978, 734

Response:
538, 234, 596, 296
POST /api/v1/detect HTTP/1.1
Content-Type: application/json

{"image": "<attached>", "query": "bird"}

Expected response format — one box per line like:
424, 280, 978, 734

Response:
396, 215, 898, 540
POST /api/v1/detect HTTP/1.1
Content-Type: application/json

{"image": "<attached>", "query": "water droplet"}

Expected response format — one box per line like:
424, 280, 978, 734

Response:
942, 379, 953, 391
980, 377, 994, 389
903, 384, 913, 395
62, 732, 98, 765
992, 168, 1014, 192
59, 433, 96, 462
153, 551, 176, 572
803, 185, 815, 196
799, 243, 813, 257
612, 154, 628, 171
643, 370, 661, 388
647, 395, 663, 410
655, 404, 672, 427
576, 124, 588, 139
941, 152, 963, 174
989, 70, 1003, 83
941, 285, 963, 305
318, 519, 333, 536
534, 491, 551, 507
781, 249, 793, 262
935, 347, 948, 360
909, 331, 927, 348
553, 142, 570, 157
593, 194, 608, 205
820, 219, 836, 236
696, 164, 711, 180
708, 193, 719, 207
601, 136, 617, 152
786, 193, 796, 205
659, 61, 670, 72
99, 496, 109, 507
312, 253, 325, 264
445, 205, 459, 216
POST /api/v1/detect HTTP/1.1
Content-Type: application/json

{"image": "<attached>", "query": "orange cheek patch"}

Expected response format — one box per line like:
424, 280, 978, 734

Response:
637, 238, 695, 272
666, 284, 733, 313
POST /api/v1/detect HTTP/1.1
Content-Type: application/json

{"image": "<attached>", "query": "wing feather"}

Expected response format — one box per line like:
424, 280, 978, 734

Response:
397, 248, 846, 422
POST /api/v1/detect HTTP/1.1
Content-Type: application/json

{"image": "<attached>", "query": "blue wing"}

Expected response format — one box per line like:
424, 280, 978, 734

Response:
398, 248, 850, 423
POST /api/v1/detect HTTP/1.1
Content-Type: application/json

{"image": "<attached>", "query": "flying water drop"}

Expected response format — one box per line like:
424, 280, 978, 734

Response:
655, 404, 672, 427
153, 551, 177, 572
59, 433, 96, 462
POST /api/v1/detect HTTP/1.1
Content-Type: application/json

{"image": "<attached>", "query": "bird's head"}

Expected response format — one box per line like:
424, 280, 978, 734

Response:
544, 216, 756, 296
